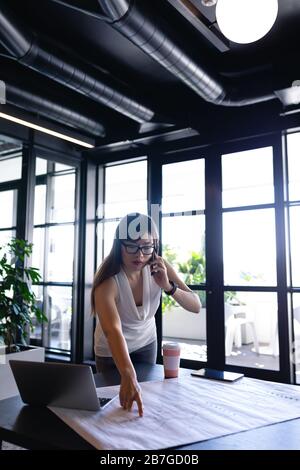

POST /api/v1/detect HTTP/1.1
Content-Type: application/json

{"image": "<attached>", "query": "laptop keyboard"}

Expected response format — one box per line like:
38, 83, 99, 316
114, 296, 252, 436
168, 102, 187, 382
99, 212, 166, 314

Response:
98, 397, 111, 407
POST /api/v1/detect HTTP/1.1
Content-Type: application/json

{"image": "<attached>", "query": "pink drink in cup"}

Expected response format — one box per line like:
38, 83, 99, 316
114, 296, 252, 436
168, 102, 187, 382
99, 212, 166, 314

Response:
162, 342, 181, 378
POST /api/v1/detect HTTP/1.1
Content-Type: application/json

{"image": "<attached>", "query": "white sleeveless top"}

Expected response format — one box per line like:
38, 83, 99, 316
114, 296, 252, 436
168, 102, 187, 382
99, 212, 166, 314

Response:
94, 265, 162, 357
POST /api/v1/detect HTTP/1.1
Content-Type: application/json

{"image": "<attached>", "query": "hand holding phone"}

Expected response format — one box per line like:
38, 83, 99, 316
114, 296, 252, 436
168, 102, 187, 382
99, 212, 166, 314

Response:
149, 248, 158, 275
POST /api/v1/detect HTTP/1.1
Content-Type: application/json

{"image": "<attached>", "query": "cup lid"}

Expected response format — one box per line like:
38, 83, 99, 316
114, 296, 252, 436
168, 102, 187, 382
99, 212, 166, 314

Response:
162, 342, 180, 350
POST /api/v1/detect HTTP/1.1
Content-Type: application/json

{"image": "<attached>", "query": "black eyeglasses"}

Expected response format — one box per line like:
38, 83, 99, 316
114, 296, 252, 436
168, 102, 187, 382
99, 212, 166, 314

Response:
121, 243, 154, 255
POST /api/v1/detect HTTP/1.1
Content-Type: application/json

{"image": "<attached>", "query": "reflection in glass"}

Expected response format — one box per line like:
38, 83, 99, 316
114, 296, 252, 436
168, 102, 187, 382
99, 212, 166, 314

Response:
222, 147, 274, 208
47, 225, 74, 282
104, 161, 147, 218
0, 156, 22, 183
162, 159, 205, 213
0, 190, 17, 228
225, 291, 279, 370
34, 185, 46, 225
162, 215, 205, 283
50, 174, 75, 223
223, 209, 277, 286
290, 206, 300, 287
162, 291, 206, 362
287, 133, 300, 201
46, 286, 72, 350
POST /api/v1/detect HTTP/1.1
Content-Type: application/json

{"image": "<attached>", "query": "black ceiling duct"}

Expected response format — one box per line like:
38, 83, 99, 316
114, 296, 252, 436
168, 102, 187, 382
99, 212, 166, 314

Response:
99, 0, 275, 107
5, 83, 105, 137
0, 5, 154, 123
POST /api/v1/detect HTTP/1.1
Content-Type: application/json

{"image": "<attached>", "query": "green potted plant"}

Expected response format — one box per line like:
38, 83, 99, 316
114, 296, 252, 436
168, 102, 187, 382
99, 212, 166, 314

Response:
0, 238, 47, 353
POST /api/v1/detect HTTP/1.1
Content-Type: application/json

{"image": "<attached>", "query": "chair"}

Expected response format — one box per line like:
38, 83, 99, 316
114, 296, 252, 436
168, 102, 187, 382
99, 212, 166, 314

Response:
225, 303, 259, 357
260, 305, 300, 358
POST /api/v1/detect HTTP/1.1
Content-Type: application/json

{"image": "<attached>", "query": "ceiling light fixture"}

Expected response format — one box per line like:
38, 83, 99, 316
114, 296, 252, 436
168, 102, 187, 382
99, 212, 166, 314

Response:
0, 112, 94, 148
216, 0, 278, 44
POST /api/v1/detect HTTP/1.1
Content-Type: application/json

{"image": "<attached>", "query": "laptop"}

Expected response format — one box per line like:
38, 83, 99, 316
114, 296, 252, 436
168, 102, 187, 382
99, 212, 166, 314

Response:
9, 360, 116, 411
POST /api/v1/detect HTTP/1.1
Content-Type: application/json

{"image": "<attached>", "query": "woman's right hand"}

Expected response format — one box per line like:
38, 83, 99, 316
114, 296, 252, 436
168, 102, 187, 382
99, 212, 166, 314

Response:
119, 371, 143, 417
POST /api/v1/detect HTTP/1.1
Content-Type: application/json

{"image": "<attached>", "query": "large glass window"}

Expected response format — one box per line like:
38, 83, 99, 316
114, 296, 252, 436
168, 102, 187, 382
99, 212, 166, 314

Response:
0, 190, 17, 230
97, 159, 148, 264
0, 190, 18, 268
223, 209, 277, 287
289, 206, 300, 287
31, 159, 76, 352
161, 158, 206, 362
222, 146, 279, 370
104, 161, 148, 219
0, 154, 22, 183
0, 139, 21, 260
222, 147, 274, 208
292, 293, 300, 384
286, 132, 300, 383
286, 133, 300, 201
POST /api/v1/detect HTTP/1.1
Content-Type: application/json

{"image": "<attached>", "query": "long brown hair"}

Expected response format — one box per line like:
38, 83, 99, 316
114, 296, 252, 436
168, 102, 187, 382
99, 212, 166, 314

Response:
91, 213, 159, 313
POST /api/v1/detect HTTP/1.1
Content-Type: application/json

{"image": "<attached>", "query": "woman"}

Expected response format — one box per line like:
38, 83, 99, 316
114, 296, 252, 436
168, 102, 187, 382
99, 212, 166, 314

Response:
91, 213, 201, 417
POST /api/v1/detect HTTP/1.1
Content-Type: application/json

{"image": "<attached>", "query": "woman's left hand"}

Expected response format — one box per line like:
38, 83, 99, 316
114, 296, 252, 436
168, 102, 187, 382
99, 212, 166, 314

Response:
150, 254, 172, 291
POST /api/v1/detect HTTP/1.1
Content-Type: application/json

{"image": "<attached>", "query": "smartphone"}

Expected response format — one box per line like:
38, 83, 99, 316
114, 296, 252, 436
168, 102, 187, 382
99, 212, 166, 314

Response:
191, 368, 244, 382
149, 247, 157, 275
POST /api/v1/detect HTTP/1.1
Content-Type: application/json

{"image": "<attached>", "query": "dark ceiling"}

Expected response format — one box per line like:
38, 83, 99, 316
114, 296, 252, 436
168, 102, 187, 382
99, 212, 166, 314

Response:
0, 0, 300, 147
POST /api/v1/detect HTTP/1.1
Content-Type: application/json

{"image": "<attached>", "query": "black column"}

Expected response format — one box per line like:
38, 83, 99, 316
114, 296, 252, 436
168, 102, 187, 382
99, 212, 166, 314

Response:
16, 132, 36, 244
205, 146, 225, 370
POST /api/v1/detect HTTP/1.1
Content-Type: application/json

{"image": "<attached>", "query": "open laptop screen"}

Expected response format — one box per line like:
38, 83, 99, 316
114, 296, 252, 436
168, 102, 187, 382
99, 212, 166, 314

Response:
9, 360, 114, 411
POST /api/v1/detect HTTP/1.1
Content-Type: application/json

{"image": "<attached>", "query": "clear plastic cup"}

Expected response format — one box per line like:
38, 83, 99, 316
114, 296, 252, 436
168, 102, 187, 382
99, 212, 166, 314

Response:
162, 342, 181, 378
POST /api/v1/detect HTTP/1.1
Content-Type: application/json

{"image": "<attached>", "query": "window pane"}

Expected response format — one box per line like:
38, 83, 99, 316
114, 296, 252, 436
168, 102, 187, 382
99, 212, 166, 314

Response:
50, 174, 76, 223
30, 285, 43, 341
225, 292, 279, 370
292, 293, 300, 384
35, 157, 47, 176
0, 140, 22, 157
32, 228, 45, 280
104, 161, 147, 218
222, 147, 274, 208
162, 215, 206, 284
46, 286, 72, 351
0, 190, 17, 228
0, 230, 14, 249
287, 133, 300, 201
96, 221, 104, 267
47, 225, 74, 282
290, 206, 300, 287
51, 175, 75, 222
34, 185, 46, 225
223, 209, 277, 286
55, 162, 75, 172
163, 291, 206, 362
0, 230, 15, 281
0, 156, 22, 183
162, 159, 205, 213
99, 220, 119, 260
